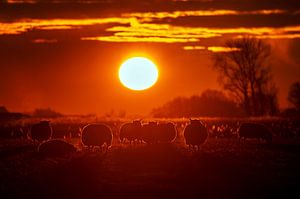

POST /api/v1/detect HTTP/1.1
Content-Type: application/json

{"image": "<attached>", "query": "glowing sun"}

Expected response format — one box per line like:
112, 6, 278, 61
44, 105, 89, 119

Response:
119, 57, 159, 91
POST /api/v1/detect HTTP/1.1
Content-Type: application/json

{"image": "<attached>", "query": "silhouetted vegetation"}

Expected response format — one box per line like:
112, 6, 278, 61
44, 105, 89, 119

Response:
281, 108, 300, 117
0, 106, 8, 113
0, 106, 28, 121
280, 82, 300, 117
32, 108, 63, 118
212, 37, 279, 116
288, 82, 300, 111
151, 89, 244, 117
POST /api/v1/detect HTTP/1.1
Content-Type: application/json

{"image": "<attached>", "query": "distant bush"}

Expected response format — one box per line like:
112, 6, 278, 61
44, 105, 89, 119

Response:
151, 89, 245, 118
0, 106, 8, 113
32, 108, 63, 118
288, 82, 300, 111
281, 108, 300, 117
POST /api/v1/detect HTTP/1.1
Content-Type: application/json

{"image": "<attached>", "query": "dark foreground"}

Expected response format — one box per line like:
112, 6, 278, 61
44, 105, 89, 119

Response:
1, 137, 300, 199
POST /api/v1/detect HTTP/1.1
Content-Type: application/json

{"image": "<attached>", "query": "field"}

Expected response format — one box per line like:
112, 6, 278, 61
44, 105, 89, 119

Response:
1, 117, 300, 198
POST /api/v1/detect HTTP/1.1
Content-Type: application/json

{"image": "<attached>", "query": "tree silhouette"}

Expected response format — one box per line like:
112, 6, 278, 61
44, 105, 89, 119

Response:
0, 106, 8, 113
288, 82, 300, 110
212, 37, 278, 116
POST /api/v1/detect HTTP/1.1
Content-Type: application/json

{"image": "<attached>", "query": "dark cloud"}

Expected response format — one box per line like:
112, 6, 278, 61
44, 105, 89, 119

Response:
1, 0, 300, 21
156, 13, 300, 28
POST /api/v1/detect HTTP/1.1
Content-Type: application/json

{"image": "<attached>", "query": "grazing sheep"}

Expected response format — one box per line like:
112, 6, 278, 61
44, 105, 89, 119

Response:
120, 120, 142, 143
30, 121, 52, 143
238, 123, 272, 143
69, 124, 82, 138
81, 124, 113, 151
142, 122, 158, 144
184, 119, 208, 149
157, 122, 177, 143
38, 139, 77, 157
52, 124, 70, 139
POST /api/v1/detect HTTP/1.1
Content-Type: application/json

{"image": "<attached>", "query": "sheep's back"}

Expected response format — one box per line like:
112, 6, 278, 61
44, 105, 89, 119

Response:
184, 123, 208, 145
82, 124, 113, 147
30, 122, 52, 142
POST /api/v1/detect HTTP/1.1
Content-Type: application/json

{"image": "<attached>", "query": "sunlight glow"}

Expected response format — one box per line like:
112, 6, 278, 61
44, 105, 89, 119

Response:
119, 57, 158, 91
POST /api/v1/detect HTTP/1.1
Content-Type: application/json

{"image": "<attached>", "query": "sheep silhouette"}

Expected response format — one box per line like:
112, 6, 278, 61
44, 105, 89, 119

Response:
52, 124, 70, 139
156, 122, 177, 143
142, 122, 158, 144
184, 119, 208, 149
120, 120, 142, 143
30, 121, 52, 143
141, 122, 177, 144
38, 139, 77, 157
238, 122, 272, 143
81, 123, 113, 151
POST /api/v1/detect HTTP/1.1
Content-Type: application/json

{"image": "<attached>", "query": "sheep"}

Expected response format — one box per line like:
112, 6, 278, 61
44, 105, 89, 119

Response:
81, 123, 113, 151
29, 121, 52, 143
142, 122, 158, 144
184, 119, 208, 150
69, 124, 82, 138
238, 122, 272, 143
51, 124, 71, 139
156, 122, 177, 143
119, 120, 142, 143
38, 139, 77, 157
141, 122, 177, 144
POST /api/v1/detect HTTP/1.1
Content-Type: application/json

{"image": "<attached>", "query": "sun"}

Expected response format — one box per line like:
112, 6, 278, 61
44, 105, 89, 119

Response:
119, 57, 159, 91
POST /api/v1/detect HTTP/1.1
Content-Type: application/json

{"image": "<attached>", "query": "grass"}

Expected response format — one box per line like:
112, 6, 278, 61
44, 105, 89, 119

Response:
0, 117, 300, 198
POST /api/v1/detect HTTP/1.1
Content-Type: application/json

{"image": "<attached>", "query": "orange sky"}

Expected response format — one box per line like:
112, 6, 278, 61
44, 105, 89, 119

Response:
0, 0, 300, 116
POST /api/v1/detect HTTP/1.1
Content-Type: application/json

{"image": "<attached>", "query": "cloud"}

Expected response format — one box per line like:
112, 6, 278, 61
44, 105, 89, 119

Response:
6, 0, 37, 3
207, 46, 240, 52
183, 46, 206, 50
183, 45, 240, 52
1, 16, 300, 43
82, 36, 198, 43
32, 38, 58, 43
82, 22, 300, 43
0, 6, 299, 44
0, 18, 131, 35
122, 9, 286, 22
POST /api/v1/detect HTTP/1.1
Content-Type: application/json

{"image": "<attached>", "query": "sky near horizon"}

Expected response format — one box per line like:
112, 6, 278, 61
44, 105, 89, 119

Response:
0, 0, 300, 115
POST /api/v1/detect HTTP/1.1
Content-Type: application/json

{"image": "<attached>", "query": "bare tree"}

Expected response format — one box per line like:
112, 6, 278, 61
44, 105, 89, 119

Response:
212, 37, 278, 116
288, 82, 300, 110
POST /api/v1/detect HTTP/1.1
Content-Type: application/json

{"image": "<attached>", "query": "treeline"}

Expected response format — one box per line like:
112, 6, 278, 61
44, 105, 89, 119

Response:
0, 106, 28, 120
151, 89, 245, 118
0, 106, 62, 120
